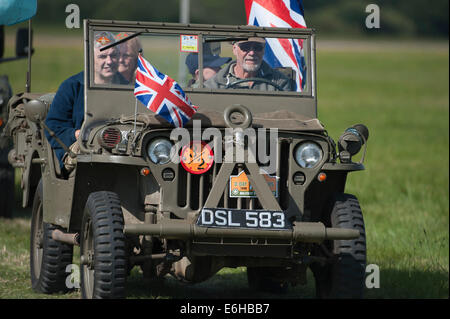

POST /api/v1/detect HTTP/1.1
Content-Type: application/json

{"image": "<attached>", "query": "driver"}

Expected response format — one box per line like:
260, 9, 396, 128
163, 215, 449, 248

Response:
204, 37, 292, 91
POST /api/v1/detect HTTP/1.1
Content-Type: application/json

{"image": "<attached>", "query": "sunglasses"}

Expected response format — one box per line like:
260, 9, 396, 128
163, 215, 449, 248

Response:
237, 42, 264, 52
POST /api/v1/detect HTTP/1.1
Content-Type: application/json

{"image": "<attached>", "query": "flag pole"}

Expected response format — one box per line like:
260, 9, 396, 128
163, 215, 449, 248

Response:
134, 98, 137, 135
133, 51, 143, 136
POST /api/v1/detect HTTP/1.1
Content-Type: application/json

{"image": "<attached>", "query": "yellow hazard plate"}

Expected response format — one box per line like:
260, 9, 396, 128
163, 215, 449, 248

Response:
180, 141, 214, 174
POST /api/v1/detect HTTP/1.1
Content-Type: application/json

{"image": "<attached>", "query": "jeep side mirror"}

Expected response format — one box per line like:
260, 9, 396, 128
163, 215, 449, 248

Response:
24, 99, 48, 123
25, 99, 75, 157
16, 28, 33, 57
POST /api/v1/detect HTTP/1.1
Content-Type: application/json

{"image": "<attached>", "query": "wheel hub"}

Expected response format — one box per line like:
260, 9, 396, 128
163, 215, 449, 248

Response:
81, 250, 94, 269
36, 229, 44, 249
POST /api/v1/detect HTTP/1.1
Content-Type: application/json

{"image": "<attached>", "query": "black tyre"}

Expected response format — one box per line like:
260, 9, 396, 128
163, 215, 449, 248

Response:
0, 165, 14, 218
30, 180, 74, 293
247, 267, 289, 294
311, 193, 366, 298
80, 191, 127, 299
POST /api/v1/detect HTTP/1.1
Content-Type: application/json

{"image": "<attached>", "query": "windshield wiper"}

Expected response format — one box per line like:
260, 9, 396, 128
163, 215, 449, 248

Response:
101, 34, 250, 50
204, 37, 250, 43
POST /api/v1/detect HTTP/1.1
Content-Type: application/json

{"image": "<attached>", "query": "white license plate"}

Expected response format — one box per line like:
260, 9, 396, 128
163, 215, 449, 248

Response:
197, 208, 292, 230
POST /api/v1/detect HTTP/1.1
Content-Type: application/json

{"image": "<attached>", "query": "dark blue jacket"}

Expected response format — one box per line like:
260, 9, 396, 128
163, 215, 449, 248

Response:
45, 71, 84, 168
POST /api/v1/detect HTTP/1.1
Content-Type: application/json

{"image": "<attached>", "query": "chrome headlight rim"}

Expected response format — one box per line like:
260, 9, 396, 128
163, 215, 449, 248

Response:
147, 138, 173, 165
294, 141, 323, 168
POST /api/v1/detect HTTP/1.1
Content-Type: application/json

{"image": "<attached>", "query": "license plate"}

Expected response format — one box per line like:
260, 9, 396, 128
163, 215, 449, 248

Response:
197, 208, 292, 230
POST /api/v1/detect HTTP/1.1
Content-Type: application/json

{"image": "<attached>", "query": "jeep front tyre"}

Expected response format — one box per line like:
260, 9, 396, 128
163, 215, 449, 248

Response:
80, 191, 127, 299
311, 193, 366, 298
30, 181, 74, 294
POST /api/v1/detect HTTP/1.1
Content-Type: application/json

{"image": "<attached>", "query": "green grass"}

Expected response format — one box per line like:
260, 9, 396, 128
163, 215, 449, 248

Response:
0, 46, 84, 94
0, 39, 448, 299
317, 49, 449, 298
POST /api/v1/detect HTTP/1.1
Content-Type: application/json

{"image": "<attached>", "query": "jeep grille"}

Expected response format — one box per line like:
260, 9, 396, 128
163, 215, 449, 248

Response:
176, 139, 291, 211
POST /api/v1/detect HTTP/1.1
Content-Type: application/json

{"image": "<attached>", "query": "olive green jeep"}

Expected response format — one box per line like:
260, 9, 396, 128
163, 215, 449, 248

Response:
5, 20, 369, 298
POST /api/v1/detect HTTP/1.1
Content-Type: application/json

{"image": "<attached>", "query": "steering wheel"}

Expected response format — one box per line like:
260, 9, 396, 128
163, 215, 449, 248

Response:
225, 77, 284, 91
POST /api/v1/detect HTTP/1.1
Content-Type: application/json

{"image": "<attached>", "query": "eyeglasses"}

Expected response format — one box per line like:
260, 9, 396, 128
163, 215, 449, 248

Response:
237, 42, 264, 52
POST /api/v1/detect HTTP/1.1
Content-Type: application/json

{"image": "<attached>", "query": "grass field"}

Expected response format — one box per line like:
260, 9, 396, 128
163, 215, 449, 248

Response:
0, 34, 448, 299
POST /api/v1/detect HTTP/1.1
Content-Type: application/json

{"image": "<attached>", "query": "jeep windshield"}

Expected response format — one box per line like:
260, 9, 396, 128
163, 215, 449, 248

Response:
85, 21, 317, 125
89, 31, 312, 91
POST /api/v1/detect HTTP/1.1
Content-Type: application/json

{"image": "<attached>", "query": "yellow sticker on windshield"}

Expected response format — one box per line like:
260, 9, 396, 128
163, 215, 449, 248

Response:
180, 35, 199, 53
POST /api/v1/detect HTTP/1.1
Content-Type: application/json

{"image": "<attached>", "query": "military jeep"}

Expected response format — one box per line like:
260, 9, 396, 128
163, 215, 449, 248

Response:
5, 20, 369, 298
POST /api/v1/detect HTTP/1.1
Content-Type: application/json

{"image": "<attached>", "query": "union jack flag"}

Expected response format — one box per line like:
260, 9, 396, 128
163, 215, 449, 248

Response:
245, 0, 307, 92
134, 54, 198, 127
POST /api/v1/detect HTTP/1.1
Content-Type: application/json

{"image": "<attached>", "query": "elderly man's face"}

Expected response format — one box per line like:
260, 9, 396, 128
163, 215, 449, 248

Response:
94, 47, 119, 83
233, 41, 265, 74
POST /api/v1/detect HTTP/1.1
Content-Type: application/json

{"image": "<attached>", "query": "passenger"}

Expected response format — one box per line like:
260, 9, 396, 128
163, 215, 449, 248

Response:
204, 37, 292, 91
45, 31, 123, 174
185, 44, 231, 87
93, 32, 128, 85
115, 32, 142, 83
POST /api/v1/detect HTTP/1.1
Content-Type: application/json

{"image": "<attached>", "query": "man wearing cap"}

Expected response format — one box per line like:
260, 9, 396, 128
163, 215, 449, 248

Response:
185, 44, 231, 88
45, 31, 126, 174
93, 32, 129, 85
204, 37, 292, 91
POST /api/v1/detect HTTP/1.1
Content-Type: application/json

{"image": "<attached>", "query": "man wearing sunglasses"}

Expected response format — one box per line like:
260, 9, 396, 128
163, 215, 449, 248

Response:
204, 37, 292, 91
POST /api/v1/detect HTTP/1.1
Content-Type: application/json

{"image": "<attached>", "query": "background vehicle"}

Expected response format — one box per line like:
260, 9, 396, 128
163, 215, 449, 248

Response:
0, 25, 33, 218
5, 20, 369, 298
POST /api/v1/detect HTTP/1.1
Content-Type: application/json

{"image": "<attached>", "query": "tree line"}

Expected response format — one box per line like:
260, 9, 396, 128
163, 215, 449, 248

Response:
32, 0, 448, 38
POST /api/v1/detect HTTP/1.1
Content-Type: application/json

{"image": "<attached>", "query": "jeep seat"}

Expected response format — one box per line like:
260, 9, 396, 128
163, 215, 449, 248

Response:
36, 93, 65, 177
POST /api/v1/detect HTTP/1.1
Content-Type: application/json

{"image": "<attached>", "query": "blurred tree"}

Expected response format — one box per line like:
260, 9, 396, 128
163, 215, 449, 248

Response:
30, 0, 448, 38
191, 0, 246, 24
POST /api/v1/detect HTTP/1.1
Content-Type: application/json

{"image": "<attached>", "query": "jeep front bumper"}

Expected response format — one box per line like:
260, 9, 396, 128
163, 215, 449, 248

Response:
124, 220, 359, 244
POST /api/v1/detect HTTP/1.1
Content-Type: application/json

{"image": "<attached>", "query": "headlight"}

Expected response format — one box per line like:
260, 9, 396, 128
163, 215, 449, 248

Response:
294, 142, 323, 168
147, 138, 173, 164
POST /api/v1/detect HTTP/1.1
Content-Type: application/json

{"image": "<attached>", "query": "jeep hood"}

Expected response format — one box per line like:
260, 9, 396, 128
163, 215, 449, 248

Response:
120, 108, 325, 131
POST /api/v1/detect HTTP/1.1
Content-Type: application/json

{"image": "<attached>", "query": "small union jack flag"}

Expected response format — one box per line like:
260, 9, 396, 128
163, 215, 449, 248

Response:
134, 54, 198, 127
245, 0, 307, 92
